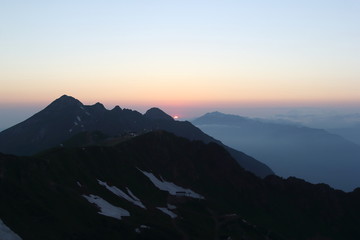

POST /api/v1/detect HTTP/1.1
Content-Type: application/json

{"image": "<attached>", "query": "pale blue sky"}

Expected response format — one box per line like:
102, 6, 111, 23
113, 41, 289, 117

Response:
1, 0, 360, 127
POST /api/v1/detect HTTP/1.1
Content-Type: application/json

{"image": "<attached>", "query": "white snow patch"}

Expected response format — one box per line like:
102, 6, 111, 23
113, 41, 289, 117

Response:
126, 188, 141, 201
97, 180, 146, 209
157, 207, 177, 218
138, 169, 204, 199
83, 194, 130, 220
0, 219, 22, 240
167, 204, 177, 210
135, 225, 150, 234
77, 116, 82, 122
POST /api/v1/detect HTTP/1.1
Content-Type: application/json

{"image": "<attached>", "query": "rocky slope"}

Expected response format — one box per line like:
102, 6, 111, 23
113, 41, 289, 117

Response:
0, 131, 359, 239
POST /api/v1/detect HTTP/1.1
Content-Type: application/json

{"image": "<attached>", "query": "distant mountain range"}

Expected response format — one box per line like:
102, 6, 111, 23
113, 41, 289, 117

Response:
328, 125, 360, 146
193, 112, 360, 191
1, 131, 360, 240
0, 95, 272, 178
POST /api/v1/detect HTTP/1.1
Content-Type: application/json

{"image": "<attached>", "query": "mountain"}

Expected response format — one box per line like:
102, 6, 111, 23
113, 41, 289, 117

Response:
0, 95, 273, 177
327, 125, 360, 146
193, 112, 360, 191
0, 95, 151, 155
1, 131, 360, 240
144, 107, 175, 121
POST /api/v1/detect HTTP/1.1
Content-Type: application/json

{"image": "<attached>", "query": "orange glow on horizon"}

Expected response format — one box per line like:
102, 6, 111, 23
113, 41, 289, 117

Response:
2, 94, 360, 110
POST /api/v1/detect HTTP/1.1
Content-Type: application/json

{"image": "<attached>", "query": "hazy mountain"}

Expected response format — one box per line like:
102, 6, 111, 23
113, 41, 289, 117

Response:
0, 95, 272, 177
327, 125, 360, 146
1, 131, 360, 240
268, 109, 360, 129
193, 112, 360, 191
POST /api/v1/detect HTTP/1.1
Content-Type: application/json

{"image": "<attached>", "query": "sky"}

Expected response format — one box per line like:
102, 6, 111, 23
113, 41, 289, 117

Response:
1, 0, 360, 128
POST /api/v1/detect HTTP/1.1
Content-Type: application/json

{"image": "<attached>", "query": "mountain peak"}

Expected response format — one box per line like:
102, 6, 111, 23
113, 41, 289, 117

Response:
46, 95, 83, 110
94, 102, 105, 107
112, 105, 122, 112
56, 94, 81, 103
205, 111, 225, 116
59, 94, 73, 99
144, 108, 174, 121
193, 111, 248, 125
205, 111, 239, 117
89, 102, 106, 111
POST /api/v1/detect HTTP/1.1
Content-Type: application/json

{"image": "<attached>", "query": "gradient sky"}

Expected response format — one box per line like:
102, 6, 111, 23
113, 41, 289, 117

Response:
1, 0, 360, 126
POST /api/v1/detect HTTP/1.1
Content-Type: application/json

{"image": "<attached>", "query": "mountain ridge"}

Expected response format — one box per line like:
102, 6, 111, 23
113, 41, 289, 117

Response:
0, 95, 273, 177
193, 111, 360, 191
1, 131, 360, 239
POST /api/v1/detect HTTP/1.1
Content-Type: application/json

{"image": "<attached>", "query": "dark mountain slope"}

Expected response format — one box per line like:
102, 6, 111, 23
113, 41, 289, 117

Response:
0, 95, 151, 155
0, 95, 273, 177
144, 107, 174, 121
0, 131, 360, 239
144, 110, 273, 178
193, 112, 360, 191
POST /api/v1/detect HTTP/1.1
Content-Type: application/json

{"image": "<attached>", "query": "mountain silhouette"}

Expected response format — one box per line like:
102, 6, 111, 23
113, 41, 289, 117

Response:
144, 107, 174, 121
0, 95, 273, 177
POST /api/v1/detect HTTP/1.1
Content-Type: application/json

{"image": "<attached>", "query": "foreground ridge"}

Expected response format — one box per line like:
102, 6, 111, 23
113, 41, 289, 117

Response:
0, 131, 359, 239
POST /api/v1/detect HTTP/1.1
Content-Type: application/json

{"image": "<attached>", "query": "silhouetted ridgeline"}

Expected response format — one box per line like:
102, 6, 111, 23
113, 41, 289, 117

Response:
0, 95, 273, 177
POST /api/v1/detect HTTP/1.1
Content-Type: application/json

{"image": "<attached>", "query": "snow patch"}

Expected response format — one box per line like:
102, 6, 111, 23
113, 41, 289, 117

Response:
97, 180, 146, 209
83, 194, 130, 220
138, 169, 204, 199
135, 225, 150, 234
0, 219, 22, 240
157, 207, 177, 218
126, 188, 141, 201
167, 204, 177, 210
